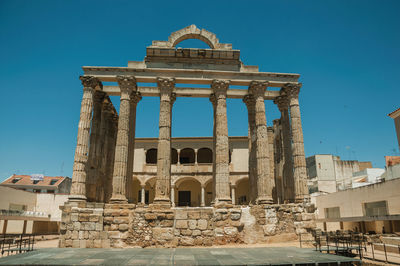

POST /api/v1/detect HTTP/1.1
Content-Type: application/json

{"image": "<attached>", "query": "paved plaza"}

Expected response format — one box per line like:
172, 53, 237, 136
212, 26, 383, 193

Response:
0, 247, 360, 265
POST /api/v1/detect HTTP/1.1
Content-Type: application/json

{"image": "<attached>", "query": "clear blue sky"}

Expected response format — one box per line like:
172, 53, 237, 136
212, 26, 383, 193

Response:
1, 0, 399, 180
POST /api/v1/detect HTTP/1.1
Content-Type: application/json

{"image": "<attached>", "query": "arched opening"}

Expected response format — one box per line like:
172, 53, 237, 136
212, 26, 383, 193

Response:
140, 177, 155, 204
205, 180, 213, 206
175, 177, 201, 207
146, 149, 157, 164
171, 148, 178, 164
173, 36, 214, 49
236, 178, 249, 205
197, 148, 212, 164
179, 148, 195, 164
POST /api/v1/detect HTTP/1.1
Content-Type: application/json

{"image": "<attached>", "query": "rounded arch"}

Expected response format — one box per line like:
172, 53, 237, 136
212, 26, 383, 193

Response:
179, 148, 195, 164
197, 148, 212, 164
174, 176, 201, 188
236, 177, 249, 205
146, 149, 157, 164
174, 176, 202, 207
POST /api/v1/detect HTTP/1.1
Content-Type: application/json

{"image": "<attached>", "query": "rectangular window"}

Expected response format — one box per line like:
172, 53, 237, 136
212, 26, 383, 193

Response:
33, 180, 40, 184
9, 203, 26, 211
50, 179, 58, 185
364, 201, 388, 216
325, 207, 340, 219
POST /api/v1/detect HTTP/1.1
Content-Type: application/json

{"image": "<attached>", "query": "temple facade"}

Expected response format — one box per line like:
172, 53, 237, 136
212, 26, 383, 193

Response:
59, 25, 315, 248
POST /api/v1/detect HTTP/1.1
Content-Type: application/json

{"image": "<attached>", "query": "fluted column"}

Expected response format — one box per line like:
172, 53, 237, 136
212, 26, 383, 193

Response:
211, 80, 231, 204
111, 76, 139, 203
243, 94, 257, 204
282, 83, 309, 202
249, 81, 273, 204
86, 91, 106, 201
274, 96, 295, 202
154, 78, 176, 205
209, 94, 217, 203
70, 76, 102, 201
95, 98, 109, 202
104, 111, 118, 202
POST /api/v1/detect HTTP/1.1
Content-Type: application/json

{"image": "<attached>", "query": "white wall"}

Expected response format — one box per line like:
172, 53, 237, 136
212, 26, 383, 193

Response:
35, 193, 69, 221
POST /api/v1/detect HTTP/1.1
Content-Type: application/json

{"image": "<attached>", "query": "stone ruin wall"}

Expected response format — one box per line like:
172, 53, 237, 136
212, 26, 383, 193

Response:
59, 202, 316, 248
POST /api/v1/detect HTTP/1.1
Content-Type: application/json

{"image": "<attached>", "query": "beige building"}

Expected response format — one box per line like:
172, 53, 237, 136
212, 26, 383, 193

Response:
306, 154, 373, 193
389, 107, 400, 151
1, 174, 71, 194
0, 186, 69, 234
315, 177, 400, 234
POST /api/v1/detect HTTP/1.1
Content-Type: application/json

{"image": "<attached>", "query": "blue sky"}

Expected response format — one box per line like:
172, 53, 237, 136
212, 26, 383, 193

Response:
0, 0, 399, 180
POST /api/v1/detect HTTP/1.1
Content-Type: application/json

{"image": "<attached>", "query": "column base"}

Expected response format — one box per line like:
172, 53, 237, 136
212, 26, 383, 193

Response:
151, 198, 171, 209
256, 196, 273, 205
213, 198, 232, 208
68, 194, 87, 202
110, 194, 128, 204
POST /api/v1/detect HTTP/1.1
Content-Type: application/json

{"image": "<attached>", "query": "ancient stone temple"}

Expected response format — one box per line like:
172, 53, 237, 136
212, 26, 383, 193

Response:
59, 25, 315, 248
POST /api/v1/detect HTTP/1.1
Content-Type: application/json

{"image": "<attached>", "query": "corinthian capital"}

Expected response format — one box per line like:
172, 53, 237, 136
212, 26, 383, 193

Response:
157, 77, 175, 91
117, 76, 137, 91
80, 76, 102, 90
274, 95, 289, 112
282, 83, 302, 99
248, 81, 268, 98
242, 94, 256, 108
130, 91, 142, 105
211, 79, 229, 97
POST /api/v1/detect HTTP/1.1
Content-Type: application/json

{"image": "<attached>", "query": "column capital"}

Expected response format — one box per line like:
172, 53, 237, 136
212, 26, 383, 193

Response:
117, 75, 137, 100
211, 79, 229, 97
243, 94, 256, 107
157, 77, 175, 91
94, 91, 106, 103
274, 95, 290, 112
130, 91, 142, 105
282, 83, 302, 99
209, 93, 217, 107
80, 76, 102, 90
171, 92, 177, 105
248, 81, 268, 98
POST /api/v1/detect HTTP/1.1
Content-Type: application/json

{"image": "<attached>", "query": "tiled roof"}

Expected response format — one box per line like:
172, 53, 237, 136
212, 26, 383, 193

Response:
1, 174, 65, 188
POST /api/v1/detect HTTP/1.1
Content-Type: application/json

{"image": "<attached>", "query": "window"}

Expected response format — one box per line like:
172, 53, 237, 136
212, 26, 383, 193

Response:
33, 180, 40, 184
171, 149, 178, 164
47, 190, 55, 194
364, 201, 388, 216
197, 148, 212, 163
146, 149, 157, 164
179, 148, 195, 164
50, 179, 58, 185
325, 207, 340, 219
33, 189, 41, 193
11, 178, 21, 183
9, 203, 26, 211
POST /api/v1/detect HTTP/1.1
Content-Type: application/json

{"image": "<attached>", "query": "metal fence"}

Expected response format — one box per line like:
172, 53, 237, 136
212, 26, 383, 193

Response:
0, 234, 35, 257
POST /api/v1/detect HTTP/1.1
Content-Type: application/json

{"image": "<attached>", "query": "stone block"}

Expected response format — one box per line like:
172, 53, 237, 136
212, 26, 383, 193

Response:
174, 229, 180, 236
224, 227, 238, 236
215, 208, 228, 214
89, 214, 99, 222
202, 230, 214, 236
79, 213, 90, 222
180, 236, 194, 246
197, 219, 208, 230
188, 220, 197, 230
214, 228, 224, 237
301, 213, 314, 221
231, 213, 241, 220
102, 239, 111, 248
175, 220, 188, 229
73, 222, 81, 231
203, 237, 213, 246
79, 231, 84, 240
166, 213, 175, 220
114, 217, 129, 224
181, 229, 192, 236
80, 208, 94, 214
192, 229, 201, 236
144, 213, 157, 220
86, 239, 94, 248
175, 210, 188, 220
194, 237, 203, 246
108, 231, 121, 239
303, 220, 316, 228
95, 223, 103, 231
65, 239, 72, 247
71, 230, 78, 240
72, 240, 80, 248
89, 231, 99, 240
104, 217, 113, 225
263, 224, 276, 236
160, 219, 174, 227
188, 211, 200, 219
200, 211, 211, 219
104, 209, 114, 217
85, 222, 96, 231
120, 209, 130, 216
110, 224, 119, 231
94, 239, 102, 248
119, 224, 129, 231
71, 213, 79, 222
100, 231, 108, 240
153, 228, 174, 240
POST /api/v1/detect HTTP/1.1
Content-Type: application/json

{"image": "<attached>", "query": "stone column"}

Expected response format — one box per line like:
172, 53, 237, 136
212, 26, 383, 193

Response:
154, 78, 176, 205
86, 91, 106, 201
200, 185, 205, 207
274, 96, 295, 202
95, 98, 109, 202
249, 81, 273, 204
141, 185, 146, 204
283, 83, 309, 203
104, 111, 118, 203
70, 76, 102, 201
231, 185, 236, 205
171, 185, 175, 207
210, 80, 231, 205
243, 94, 257, 204
209, 94, 217, 203
110, 76, 139, 203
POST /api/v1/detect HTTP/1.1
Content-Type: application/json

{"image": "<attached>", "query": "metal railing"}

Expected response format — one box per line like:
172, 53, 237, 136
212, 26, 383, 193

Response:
0, 234, 35, 257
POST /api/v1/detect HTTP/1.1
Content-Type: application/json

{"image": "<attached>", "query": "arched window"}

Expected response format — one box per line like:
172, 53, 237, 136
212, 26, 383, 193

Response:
197, 148, 213, 163
179, 148, 195, 164
171, 148, 178, 164
146, 149, 157, 164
